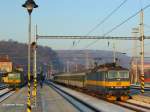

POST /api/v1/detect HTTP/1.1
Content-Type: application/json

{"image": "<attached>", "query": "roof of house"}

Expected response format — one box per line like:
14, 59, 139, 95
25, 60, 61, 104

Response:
0, 56, 12, 62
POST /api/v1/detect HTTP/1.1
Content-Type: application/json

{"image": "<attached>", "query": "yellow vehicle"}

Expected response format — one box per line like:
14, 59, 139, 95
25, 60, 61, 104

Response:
2, 71, 26, 88
54, 63, 130, 101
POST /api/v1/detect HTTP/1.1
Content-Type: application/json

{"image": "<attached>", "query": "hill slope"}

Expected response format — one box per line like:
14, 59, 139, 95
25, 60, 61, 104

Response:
56, 50, 131, 72
0, 40, 63, 73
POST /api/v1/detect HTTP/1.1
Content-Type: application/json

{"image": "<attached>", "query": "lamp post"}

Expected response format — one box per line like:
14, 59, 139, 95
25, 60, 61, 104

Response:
31, 41, 37, 105
22, 0, 38, 112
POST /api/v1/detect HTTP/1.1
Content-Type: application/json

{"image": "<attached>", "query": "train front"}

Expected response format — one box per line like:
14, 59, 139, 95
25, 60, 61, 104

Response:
106, 70, 130, 101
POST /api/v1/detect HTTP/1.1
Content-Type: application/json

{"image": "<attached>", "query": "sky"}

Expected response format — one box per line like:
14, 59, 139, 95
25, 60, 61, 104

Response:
0, 0, 150, 56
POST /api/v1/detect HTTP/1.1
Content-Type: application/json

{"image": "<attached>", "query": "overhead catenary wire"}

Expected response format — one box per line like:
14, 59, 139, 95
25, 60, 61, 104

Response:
83, 2, 150, 49
83, 0, 128, 36
70, 0, 128, 49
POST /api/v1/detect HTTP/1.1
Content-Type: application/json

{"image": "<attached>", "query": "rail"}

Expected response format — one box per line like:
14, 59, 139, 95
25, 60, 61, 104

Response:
46, 81, 101, 112
116, 101, 150, 112
0, 88, 14, 103
130, 85, 150, 91
0, 84, 9, 90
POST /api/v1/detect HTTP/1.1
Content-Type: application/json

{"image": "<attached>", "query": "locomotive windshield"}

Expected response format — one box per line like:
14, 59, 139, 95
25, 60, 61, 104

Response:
108, 71, 118, 79
119, 71, 129, 78
108, 71, 129, 79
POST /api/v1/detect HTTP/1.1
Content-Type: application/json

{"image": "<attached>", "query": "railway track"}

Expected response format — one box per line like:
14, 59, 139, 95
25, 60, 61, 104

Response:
0, 88, 14, 103
46, 81, 101, 112
116, 101, 150, 112
130, 85, 150, 91
47, 81, 150, 112
0, 84, 8, 90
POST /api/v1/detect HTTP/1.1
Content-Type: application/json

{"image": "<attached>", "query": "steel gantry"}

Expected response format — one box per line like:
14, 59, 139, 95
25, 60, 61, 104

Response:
36, 35, 150, 40
35, 31, 150, 94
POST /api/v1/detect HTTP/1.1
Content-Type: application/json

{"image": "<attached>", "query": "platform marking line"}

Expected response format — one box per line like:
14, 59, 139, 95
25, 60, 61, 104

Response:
1, 103, 24, 107
41, 95, 46, 112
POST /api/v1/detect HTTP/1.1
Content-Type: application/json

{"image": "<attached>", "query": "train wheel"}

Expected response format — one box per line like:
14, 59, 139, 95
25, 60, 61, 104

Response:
120, 95, 129, 101
106, 95, 117, 101
15, 88, 19, 91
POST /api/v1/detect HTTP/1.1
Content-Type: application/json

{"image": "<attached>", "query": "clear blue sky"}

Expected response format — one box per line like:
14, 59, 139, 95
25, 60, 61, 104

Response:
0, 0, 150, 56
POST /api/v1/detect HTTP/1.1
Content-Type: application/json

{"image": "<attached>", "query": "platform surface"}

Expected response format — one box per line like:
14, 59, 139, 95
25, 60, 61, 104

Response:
51, 82, 135, 112
39, 84, 78, 112
0, 87, 27, 112
0, 85, 78, 112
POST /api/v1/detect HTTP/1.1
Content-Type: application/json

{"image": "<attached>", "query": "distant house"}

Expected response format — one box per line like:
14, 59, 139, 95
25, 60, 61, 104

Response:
0, 55, 12, 73
131, 61, 150, 84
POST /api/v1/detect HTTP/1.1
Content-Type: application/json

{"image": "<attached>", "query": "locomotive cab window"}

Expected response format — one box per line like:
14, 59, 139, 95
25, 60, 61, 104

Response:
108, 71, 129, 79
108, 71, 118, 79
119, 71, 129, 78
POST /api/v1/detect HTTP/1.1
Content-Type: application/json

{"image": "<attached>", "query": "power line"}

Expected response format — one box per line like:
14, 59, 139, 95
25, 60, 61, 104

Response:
83, 3, 150, 49
84, 0, 128, 36
72, 0, 128, 49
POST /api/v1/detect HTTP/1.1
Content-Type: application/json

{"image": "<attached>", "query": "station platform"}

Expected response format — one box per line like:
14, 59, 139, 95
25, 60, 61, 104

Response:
132, 94, 150, 104
0, 84, 78, 112
49, 82, 134, 112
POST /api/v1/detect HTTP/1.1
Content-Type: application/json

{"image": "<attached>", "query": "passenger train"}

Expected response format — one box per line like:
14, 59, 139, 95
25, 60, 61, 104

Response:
53, 63, 130, 101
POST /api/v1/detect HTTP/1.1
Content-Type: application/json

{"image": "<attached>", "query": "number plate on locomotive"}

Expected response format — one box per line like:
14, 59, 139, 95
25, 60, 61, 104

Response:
116, 82, 121, 86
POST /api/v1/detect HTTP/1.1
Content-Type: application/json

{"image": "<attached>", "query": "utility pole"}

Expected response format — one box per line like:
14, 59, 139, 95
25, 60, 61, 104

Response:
75, 63, 78, 72
140, 9, 145, 94
74, 58, 78, 72
48, 62, 53, 79
63, 66, 66, 72
85, 51, 89, 69
132, 27, 139, 84
113, 42, 116, 63
67, 60, 70, 73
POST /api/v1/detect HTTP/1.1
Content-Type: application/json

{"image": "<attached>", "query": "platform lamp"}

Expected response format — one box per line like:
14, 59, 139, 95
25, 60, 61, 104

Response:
22, 0, 38, 112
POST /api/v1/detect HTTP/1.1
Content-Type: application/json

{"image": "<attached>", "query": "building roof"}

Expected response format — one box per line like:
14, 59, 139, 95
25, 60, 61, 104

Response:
0, 55, 12, 62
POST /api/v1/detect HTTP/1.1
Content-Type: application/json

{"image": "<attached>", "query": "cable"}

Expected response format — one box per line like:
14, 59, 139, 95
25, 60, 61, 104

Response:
83, 3, 150, 49
84, 0, 128, 36
70, 0, 128, 49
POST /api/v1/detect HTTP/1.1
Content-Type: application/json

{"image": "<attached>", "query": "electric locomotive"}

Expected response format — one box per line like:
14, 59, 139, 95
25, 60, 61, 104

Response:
2, 71, 27, 89
86, 63, 130, 100
53, 63, 130, 101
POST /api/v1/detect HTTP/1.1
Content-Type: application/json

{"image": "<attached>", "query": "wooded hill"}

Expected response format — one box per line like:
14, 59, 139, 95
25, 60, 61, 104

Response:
0, 40, 63, 74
